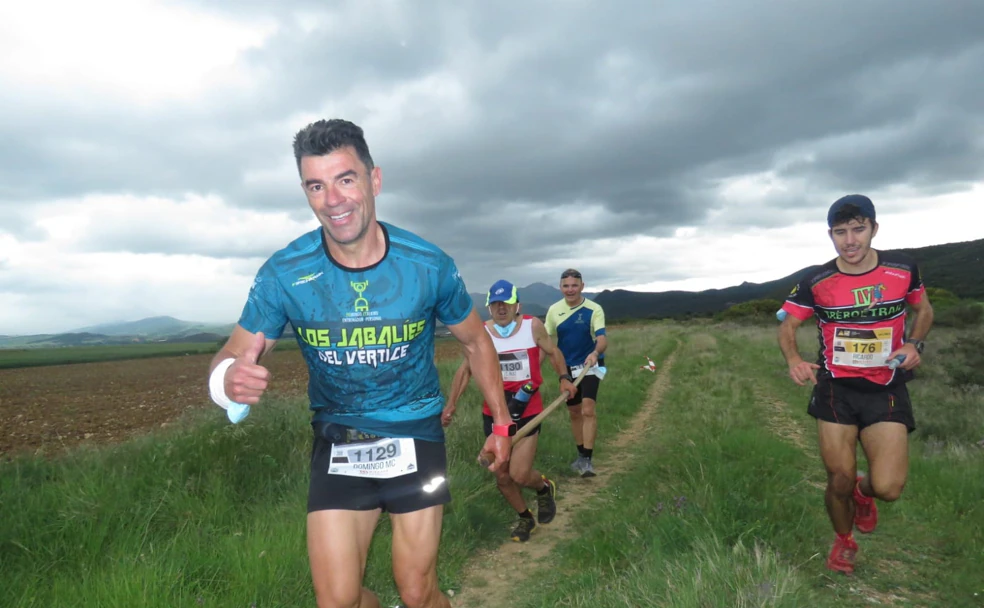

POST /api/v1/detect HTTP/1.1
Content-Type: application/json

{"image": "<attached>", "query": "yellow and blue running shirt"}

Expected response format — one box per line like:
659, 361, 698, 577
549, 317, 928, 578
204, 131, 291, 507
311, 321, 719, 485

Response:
238, 222, 473, 441
544, 298, 606, 367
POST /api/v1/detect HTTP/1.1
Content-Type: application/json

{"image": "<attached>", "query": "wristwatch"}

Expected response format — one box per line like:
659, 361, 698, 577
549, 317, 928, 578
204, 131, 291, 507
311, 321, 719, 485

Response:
559, 373, 574, 383
905, 339, 925, 354
491, 422, 517, 437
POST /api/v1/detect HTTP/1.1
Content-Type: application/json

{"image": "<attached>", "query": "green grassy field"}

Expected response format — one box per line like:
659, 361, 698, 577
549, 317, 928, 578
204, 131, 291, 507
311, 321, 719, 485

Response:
0, 340, 301, 369
0, 342, 222, 369
1, 323, 981, 607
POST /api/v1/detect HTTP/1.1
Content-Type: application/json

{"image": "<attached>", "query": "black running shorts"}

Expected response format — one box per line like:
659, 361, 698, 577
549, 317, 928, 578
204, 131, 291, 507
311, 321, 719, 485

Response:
807, 378, 916, 432
308, 431, 451, 514
483, 413, 541, 437
566, 366, 600, 407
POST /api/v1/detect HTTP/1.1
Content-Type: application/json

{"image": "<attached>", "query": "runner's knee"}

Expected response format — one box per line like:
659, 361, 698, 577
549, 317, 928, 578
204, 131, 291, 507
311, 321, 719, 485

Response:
313, 585, 363, 608
871, 478, 905, 502
397, 574, 441, 608
495, 473, 514, 492
511, 469, 539, 488
826, 470, 855, 497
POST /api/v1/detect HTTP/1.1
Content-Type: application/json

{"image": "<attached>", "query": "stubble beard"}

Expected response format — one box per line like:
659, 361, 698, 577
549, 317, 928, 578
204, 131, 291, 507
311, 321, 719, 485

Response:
322, 213, 371, 248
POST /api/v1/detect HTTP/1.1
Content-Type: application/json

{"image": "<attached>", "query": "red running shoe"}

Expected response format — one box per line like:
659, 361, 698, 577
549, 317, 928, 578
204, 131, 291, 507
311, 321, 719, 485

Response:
854, 474, 878, 534
827, 534, 859, 574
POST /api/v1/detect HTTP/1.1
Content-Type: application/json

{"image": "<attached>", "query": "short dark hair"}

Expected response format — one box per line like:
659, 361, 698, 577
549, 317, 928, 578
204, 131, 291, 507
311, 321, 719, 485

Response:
830, 203, 867, 227
292, 119, 374, 175
827, 194, 875, 228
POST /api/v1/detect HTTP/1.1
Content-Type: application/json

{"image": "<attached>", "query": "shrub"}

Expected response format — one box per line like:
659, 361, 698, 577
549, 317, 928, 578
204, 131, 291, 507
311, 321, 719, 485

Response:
925, 287, 960, 306
716, 299, 784, 322
934, 302, 983, 328
940, 329, 984, 391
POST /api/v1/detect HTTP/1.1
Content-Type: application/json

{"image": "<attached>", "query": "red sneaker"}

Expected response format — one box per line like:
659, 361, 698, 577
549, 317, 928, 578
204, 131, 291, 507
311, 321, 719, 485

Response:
854, 475, 878, 534
827, 534, 859, 574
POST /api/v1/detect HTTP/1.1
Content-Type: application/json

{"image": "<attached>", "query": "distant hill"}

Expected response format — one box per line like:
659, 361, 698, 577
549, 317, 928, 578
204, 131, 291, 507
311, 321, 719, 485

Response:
902, 238, 984, 299
594, 238, 984, 320
33, 332, 134, 347
594, 270, 810, 320
72, 316, 235, 338
0, 317, 237, 349
2, 238, 979, 348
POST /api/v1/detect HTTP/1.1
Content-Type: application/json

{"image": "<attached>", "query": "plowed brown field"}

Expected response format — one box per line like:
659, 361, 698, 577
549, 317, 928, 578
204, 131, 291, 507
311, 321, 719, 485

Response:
0, 339, 462, 457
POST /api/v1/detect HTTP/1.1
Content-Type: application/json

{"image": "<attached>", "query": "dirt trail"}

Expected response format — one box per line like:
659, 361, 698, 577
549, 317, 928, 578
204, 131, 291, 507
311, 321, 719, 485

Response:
754, 388, 811, 453
450, 348, 678, 608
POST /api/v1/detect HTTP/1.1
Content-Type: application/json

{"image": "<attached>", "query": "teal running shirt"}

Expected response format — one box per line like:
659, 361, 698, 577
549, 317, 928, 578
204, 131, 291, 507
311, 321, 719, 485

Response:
239, 222, 472, 441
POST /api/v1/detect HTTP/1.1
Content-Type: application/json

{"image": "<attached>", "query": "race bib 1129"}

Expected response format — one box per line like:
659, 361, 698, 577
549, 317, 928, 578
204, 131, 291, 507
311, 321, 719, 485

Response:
328, 437, 417, 479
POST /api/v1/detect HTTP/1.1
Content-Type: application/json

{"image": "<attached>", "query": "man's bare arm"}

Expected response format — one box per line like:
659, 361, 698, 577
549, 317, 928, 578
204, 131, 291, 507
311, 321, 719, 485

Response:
907, 296, 934, 341
593, 334, 608, 357
447, 358, 472, 409
447, 311, 508, 424
887, 295, 934, 370
441, 357, 472, 427
447, 310, 511, 471
209, 325, 277, 373
778, 313, 820, 386
777, 314, 806, 366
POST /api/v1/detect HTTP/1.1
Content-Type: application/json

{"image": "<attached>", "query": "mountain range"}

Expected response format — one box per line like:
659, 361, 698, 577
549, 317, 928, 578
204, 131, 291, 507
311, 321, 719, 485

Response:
593, 237, 984, 320
2, 238, 980, 348
0, 317, 236, 348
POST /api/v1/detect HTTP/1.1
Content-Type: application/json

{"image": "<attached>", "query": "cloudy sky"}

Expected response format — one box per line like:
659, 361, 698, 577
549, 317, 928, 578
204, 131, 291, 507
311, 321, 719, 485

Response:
1, 0, 982, 335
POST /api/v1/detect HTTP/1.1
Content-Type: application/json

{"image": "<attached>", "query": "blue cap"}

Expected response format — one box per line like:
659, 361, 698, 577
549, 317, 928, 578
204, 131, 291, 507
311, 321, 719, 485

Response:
486, 280, 519, 305
827, 194, 876, 227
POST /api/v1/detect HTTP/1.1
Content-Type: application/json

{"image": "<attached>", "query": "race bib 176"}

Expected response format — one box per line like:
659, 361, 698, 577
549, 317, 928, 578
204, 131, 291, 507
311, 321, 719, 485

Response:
832, 327, 894, 368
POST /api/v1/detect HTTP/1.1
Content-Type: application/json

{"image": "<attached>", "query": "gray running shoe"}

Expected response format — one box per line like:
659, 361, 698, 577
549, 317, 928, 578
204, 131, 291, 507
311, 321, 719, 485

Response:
570, 456, 587, 474
580, 459, 596, 478
536, 476, 557, 524
510, 515, 536, 542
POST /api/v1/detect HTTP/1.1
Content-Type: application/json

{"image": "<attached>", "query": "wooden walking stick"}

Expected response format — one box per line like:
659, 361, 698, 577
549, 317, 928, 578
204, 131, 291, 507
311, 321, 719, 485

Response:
477, 365, 590, 467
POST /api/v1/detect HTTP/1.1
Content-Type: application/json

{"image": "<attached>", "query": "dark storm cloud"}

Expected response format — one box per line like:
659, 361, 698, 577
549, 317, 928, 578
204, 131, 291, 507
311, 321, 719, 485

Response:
73, 228, 283, 259
2, 0, 983, 288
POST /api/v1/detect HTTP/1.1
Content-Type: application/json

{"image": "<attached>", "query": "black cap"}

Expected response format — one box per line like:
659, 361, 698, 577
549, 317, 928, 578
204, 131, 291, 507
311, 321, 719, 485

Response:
827, 194, 876, 227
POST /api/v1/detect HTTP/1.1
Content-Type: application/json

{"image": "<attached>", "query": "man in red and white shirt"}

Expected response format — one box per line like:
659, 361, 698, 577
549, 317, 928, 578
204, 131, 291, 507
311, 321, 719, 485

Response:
443, 280, 576, 542
778, 194, 934, 575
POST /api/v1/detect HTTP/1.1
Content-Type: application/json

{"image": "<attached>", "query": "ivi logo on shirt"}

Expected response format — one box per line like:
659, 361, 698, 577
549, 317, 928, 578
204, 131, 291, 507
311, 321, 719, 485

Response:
851, 283, 886, 309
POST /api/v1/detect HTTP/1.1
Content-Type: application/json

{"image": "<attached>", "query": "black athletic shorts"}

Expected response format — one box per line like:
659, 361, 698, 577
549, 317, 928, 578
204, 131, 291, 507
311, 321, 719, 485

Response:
483, 413, 541, 437
566, 366, 600, 407
308, 424, 451, 514
807, 378, 916, 432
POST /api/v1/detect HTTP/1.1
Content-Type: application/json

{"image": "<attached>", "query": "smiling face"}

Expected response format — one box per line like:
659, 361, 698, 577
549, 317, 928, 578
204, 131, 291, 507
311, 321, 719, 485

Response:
560, 275, 584, 306
829, 217, 878, 270
299, 145, 381, 250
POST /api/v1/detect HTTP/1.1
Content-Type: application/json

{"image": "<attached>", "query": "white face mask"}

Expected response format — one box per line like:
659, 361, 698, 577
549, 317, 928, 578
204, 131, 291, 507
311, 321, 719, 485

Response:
492, 319, 517, 337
